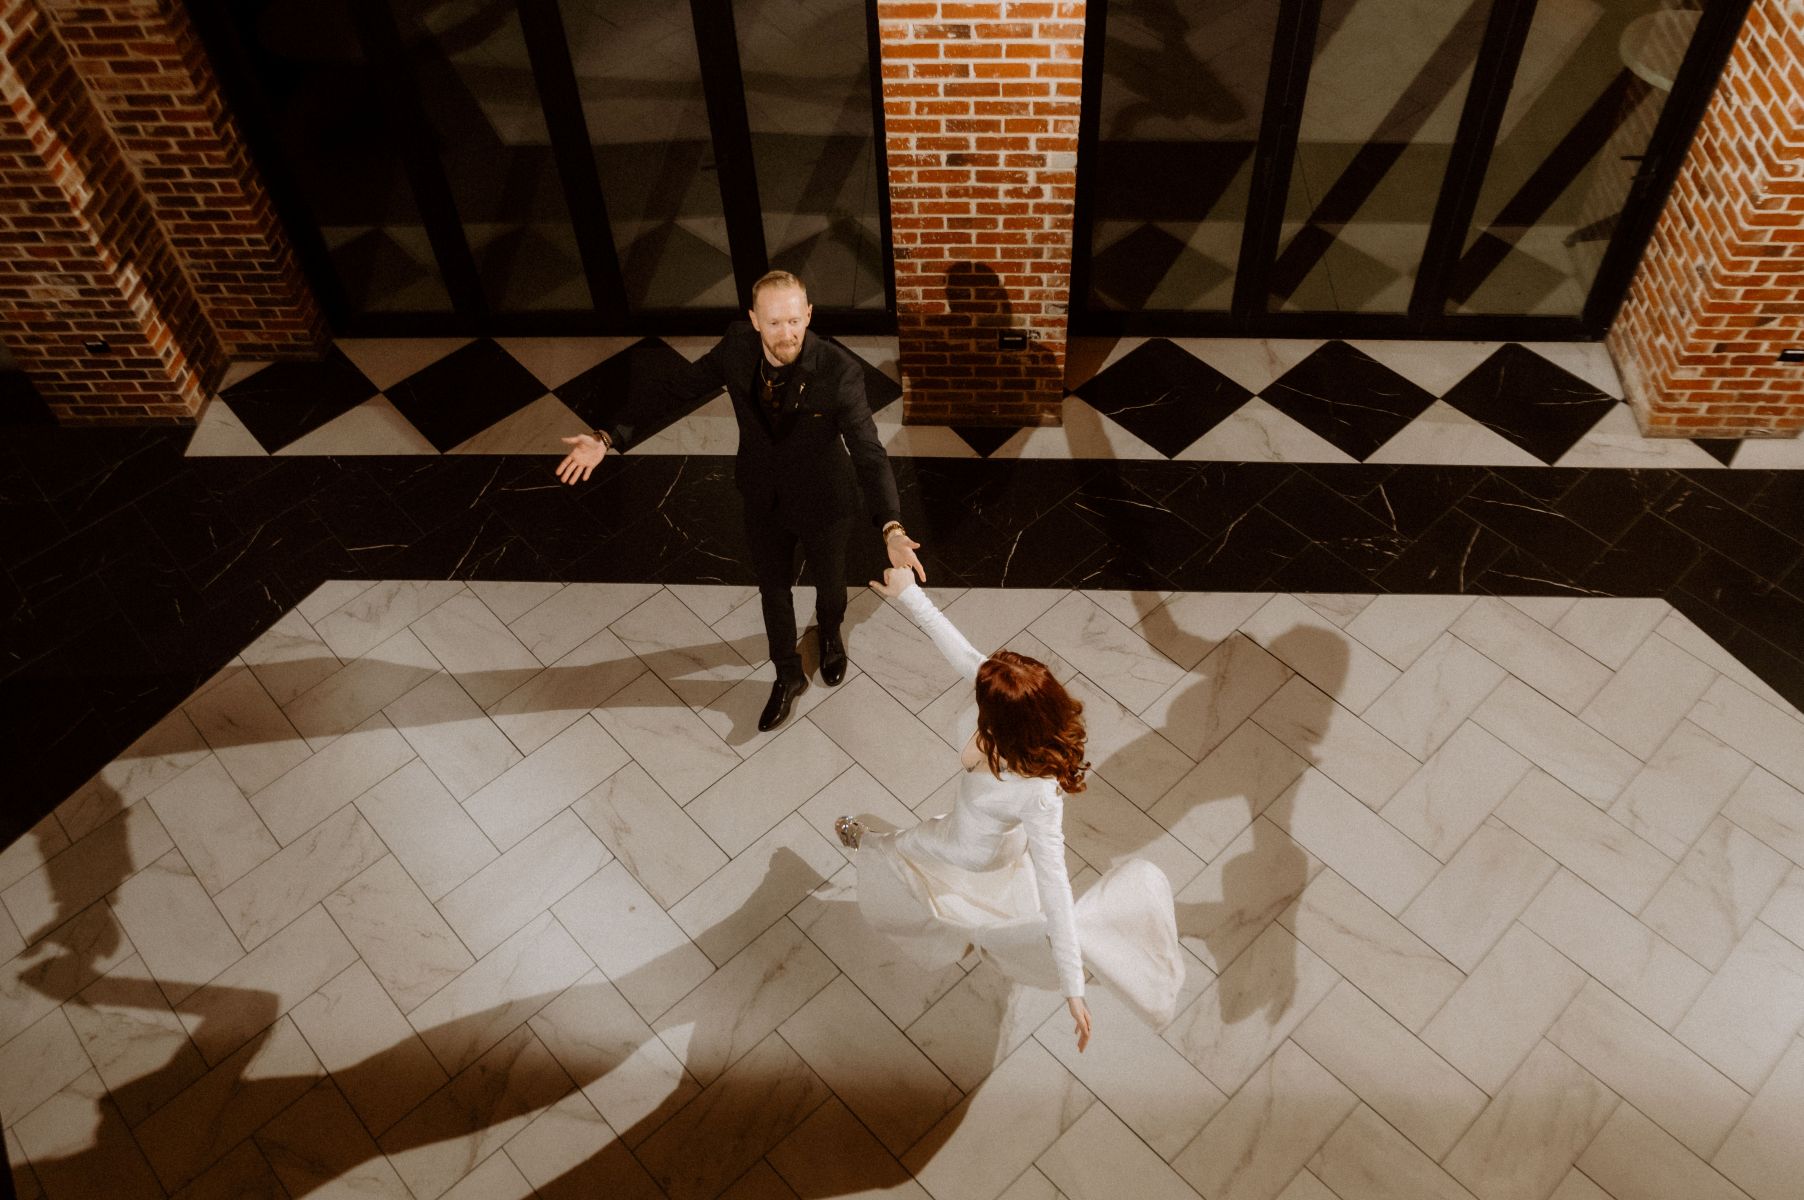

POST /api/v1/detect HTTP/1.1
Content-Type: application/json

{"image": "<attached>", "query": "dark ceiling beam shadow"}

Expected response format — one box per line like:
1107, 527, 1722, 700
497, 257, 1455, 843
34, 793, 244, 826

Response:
1448, 69, 1654, 304
1266, 0, 1493, 301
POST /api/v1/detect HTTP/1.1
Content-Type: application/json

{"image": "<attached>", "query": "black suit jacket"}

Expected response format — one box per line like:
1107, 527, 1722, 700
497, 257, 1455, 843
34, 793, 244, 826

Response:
609, 325, 902, 531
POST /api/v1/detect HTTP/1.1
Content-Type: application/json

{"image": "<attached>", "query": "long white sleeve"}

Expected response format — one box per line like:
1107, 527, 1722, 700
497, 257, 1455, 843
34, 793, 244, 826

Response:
895, 584, 985, 681
1022, 795, 1085, 998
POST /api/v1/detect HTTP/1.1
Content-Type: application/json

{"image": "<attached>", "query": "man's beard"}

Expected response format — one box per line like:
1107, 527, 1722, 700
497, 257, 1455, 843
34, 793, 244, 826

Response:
767, 339, 801, 364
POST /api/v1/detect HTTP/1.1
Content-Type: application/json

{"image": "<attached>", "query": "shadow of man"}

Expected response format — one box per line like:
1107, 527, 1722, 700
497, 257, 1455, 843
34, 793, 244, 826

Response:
932, 262, 1062, 434
1121, 612, 1347, 1027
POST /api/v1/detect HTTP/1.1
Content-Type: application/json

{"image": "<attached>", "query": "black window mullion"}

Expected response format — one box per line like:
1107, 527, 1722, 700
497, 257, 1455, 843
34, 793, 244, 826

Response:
866, 0, 898, 317
1230, 0, 1321, 322
345, 0, 487, 326
516, 0, 630, 328
689, 0, 769, 309
1583, 0, 1756, 332
1067, 0, 1111, 326
1409, 0, 1540, 325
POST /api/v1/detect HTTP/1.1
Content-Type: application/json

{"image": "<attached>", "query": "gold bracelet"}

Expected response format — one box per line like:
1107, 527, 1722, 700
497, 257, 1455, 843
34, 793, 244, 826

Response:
882, 522, 907, 541
591, 429, 613, 449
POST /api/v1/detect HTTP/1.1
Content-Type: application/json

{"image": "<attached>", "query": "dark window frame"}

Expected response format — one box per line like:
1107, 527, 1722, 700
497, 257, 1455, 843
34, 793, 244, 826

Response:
1070, 0, 1756, 342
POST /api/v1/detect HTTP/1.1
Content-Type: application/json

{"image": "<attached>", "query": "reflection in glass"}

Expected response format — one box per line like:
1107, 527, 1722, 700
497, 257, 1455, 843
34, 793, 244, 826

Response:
395, 0, 592, 313
560, 1, 735, 309
1272, 0, 1493, 314
1450, 0, 1704, 315
734, 0, 885, 309
1089, 0, 1280, 311
248, 0, 452, 313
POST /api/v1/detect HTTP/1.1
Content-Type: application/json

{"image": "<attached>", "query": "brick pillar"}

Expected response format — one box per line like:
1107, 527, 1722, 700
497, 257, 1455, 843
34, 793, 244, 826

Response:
1607, 0, 1804, 438
0, 0, 222, 422
877, 1, 1083, 426
45, 0, 326, 360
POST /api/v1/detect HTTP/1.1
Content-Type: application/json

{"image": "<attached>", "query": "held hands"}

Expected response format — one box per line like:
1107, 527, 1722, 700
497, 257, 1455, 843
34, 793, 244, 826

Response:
885, 528, 926, 583
555, 433, 608, 484
868, 565, 916, 599
1068, 997, 1091, 1053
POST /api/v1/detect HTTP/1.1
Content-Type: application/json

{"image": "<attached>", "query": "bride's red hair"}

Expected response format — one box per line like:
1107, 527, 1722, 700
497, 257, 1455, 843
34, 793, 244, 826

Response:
974, 650, 1089, 793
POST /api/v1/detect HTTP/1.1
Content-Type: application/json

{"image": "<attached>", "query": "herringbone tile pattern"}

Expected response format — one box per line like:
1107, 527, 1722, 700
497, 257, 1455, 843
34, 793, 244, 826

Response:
4, 582, 1804, 1199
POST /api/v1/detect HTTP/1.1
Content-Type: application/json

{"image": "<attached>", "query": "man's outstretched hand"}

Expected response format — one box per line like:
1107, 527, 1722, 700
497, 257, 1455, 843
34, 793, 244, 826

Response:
886, 531, 926, 583
556, 434, 608, 484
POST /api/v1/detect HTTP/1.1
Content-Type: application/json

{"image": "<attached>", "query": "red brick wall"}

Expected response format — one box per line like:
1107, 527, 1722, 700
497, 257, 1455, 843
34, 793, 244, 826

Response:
44, 0, 325, 360
1608, 0, 1804, 438
876, 1, 1083, 426
0, 0, 222, 422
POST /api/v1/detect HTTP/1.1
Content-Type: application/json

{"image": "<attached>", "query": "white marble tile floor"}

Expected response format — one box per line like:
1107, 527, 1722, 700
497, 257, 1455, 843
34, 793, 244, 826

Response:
4, 584, 1803, 1199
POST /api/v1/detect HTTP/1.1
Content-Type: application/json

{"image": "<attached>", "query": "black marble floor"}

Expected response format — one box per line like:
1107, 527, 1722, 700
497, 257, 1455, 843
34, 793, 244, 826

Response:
5, 420, 1804, 850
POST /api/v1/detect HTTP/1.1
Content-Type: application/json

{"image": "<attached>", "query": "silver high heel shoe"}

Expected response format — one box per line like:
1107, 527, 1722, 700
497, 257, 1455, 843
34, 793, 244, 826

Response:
833, 816, 865, 850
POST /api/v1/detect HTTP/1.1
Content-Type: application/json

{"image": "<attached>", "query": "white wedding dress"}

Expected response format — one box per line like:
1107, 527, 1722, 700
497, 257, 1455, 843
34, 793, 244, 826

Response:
852, 584, 1184, 1027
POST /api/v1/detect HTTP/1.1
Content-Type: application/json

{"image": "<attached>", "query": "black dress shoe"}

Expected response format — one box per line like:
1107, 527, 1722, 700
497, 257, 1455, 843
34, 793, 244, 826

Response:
758, 676, 809, 732
820, 627, 847, 687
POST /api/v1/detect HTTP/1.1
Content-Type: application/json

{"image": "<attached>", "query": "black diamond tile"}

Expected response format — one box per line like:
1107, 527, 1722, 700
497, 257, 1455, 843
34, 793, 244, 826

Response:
1073, 340, 1252, 458
1440, 344, 1618, 465
1693, 438, 1741, 466
221, 346, 381, 452
952, 426, 1020, 458
1261, 342, 1436, 461
384, 339, 548, 452
554, 337, 713, 441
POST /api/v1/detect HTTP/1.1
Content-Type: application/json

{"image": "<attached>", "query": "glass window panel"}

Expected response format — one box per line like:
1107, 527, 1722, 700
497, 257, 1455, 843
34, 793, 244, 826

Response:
395, 0, 593, 314
1088, 0, 1280, 312
242, 0, 452, 313
1272, 0, 1493, 314
733, 0, 886, 310
560, 1, 736, 309
1449, 0, 1705, 315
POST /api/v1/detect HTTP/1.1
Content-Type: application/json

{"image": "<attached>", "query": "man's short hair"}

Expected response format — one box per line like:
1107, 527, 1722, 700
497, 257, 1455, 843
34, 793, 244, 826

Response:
751, 270, 808, 307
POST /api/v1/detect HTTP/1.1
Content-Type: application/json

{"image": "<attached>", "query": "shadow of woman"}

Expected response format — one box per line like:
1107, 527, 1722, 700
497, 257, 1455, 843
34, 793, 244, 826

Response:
13, 833, 988, 1199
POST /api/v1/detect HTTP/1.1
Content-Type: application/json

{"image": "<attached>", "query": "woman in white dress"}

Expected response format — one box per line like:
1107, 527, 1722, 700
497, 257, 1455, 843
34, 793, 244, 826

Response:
836, 569, 1185, 1051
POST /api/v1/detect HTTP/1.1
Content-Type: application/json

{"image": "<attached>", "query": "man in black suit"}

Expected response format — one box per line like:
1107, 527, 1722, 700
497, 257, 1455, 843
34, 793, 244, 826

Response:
555, 270, 924, 731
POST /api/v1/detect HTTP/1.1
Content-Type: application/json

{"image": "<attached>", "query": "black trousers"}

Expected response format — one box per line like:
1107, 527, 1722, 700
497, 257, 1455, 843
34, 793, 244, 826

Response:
742, 506, 854, 681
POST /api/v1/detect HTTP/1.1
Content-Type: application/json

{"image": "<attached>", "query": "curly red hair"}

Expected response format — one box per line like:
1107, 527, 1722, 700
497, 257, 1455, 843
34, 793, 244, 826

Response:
973, 650, 1090, 792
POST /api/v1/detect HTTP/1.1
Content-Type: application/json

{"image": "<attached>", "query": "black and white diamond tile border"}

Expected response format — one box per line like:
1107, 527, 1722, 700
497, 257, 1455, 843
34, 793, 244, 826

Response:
192, 335, 1804, 469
